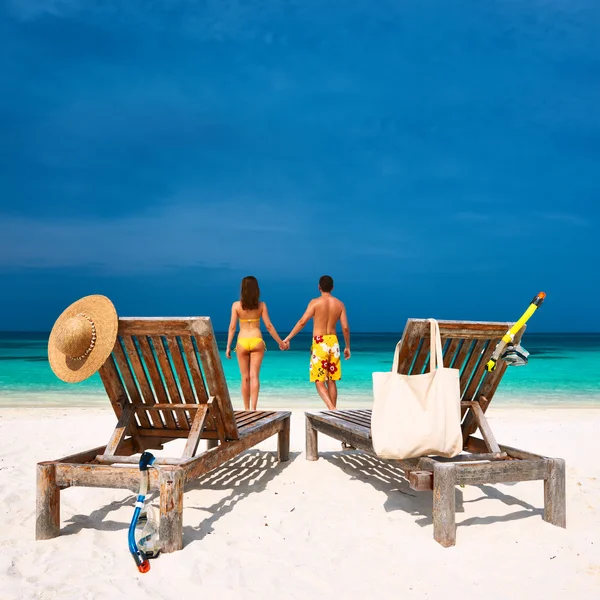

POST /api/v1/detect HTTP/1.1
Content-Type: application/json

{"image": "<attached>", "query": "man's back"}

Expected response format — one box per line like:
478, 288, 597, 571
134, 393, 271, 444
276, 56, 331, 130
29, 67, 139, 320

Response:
312, 295, 344, 336
283, 275, 350, 409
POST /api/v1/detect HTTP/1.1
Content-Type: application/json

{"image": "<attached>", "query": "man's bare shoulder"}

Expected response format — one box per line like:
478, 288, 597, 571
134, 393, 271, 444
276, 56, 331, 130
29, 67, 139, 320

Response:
331, 296, 345, 310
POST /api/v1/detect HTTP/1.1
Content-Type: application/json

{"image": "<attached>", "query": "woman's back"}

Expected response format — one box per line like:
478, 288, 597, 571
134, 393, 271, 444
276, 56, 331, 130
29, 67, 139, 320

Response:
236, 301, 263, 337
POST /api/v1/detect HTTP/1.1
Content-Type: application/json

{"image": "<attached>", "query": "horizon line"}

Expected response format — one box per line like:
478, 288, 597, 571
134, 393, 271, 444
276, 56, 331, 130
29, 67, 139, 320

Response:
1, 330, 599, 336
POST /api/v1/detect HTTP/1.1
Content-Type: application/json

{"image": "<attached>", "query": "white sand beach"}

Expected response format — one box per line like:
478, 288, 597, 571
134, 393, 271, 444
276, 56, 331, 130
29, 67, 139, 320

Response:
1, 406, 599, 599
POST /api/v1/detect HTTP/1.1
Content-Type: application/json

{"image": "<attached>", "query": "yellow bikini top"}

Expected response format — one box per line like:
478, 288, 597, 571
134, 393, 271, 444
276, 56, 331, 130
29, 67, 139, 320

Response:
239, 318, 260, 322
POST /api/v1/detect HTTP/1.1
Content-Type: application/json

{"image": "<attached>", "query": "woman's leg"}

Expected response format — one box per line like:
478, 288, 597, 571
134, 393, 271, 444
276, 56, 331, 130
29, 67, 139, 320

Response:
236, 344, 251, 410
249, 346, 265, 410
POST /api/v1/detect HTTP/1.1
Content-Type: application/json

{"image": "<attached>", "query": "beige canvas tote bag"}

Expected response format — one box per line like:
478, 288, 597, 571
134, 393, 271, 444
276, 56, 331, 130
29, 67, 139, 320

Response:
371, 319, 462, 459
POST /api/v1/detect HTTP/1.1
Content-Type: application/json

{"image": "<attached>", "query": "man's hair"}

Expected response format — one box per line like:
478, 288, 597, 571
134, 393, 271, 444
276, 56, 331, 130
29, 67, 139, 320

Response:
319, 275, 334, 293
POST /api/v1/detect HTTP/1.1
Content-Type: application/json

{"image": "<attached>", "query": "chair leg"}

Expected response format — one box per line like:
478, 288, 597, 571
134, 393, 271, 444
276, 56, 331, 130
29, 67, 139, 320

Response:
544, 458, 566, 528
159, 467, 185, 553
206, 439, 219, 449
36, 462, 60, 540
433, 463, 456, 547
305, 417, 318, 461
278, 416, 290, 462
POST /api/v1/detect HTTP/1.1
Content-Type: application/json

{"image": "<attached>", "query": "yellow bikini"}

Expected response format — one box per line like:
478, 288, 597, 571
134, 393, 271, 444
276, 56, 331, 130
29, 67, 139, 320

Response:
236, 337, 266, 351
236, 318, 265, 351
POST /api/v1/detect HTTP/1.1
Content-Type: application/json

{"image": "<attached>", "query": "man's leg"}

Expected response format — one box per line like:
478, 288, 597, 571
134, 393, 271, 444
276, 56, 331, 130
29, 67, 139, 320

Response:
326, 381, 337, 408
315, 382, 336, 410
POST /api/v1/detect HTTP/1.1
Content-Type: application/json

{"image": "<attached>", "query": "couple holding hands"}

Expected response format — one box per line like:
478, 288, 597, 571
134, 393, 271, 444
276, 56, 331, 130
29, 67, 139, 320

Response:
226, 275, 351, 411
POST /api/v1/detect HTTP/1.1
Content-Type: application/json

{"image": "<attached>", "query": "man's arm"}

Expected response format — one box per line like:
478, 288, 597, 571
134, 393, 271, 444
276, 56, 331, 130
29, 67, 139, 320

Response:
284, 301, 315, 344
340, 303, 351, 359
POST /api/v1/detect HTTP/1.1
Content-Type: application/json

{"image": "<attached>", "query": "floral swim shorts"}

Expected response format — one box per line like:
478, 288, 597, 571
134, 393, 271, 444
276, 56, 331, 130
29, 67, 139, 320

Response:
309, 334, 341, 382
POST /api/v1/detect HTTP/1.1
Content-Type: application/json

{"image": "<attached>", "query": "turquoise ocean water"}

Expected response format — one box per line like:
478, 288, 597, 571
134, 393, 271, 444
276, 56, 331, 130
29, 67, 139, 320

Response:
0, 332, 599, 408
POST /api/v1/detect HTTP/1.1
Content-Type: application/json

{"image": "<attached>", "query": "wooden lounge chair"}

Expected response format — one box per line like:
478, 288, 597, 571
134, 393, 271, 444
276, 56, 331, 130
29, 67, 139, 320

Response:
305, 319, 566, 547
36, 317, 291, 552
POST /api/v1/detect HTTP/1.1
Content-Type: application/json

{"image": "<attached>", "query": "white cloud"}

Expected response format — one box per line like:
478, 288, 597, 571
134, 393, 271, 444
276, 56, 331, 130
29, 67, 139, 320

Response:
454, 212, 491, 223
0, 196, 309, 274
536, 212, 589, 227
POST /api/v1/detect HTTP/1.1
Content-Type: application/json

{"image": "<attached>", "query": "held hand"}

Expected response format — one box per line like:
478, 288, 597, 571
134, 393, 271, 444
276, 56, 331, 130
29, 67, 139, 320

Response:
279, 340, 290, 351
226, 348, 232, 360
344, 347, 351, 360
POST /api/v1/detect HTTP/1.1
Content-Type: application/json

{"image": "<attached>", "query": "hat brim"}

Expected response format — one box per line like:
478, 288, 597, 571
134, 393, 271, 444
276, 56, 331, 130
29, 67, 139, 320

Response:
48, 295, 118, 383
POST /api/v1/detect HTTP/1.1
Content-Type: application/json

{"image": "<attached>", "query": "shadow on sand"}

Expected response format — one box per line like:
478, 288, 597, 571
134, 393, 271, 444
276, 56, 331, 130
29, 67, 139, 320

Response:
62, 449, 298, 543
321, 450, 542, 528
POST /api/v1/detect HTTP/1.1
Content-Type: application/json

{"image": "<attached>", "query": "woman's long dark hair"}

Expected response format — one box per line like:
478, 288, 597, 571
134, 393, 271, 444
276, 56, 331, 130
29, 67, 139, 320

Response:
240, 276, 260, 310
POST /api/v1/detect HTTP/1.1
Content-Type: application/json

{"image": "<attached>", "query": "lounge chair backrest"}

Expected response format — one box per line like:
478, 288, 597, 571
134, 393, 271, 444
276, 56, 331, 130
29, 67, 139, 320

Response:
98, 317, 239, 441
395, 319, 524, 403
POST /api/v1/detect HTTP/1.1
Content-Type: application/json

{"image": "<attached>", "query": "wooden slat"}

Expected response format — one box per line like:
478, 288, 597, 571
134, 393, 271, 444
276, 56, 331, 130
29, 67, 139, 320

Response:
395, 320, 428, 374
427, 319, 512, 338
476, 327, 525, 404
103, 404, 135, 457
111, 341, 153, 429
458, 339, 487, 398
150, 335, 189, 428
98, 355, 128, 417
180, 336, 209, 402
307, 417, 375, 454
454, 460, 548, 485
195, 333, 239, 440
165, 336, 196, 404
463, 402, 501, 453
336, 410, 371, 427
210, 401, 227, 442
236, 411, 276, 428
442, 338, 461, 367
434, 452, 508, 462
118, 317, 213, 337
137, 336, 178, 429
182, 411, 290, 481
95, 455, 185, 466
138, 429, 191, 439
450, 339, 473, 377
121, 336, 164, 429
330, 411, 372, 430
463, 340, 496, 402
140, 403, 203, 411
55, 463, 160, 492
462, 393, 493, 440
182, 404, 209, 459
409, 337, 430, 375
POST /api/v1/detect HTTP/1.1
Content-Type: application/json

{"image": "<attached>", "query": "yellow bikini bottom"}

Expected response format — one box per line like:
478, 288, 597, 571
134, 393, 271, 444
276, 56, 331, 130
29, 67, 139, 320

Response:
236, 337, 266, 352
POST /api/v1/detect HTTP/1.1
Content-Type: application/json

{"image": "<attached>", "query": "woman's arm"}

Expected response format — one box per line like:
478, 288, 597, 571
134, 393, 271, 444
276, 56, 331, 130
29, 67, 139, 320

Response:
261, 302, 287, 350
283, 300, 315, 344
226, 303, 238, 359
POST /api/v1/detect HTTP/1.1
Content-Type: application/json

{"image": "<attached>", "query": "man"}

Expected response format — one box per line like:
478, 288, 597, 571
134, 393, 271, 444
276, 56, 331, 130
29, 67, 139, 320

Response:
283, 275, 350, 409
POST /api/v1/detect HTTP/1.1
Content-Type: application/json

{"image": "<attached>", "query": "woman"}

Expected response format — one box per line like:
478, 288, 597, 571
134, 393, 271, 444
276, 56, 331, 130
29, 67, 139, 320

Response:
226, 276, 288, 410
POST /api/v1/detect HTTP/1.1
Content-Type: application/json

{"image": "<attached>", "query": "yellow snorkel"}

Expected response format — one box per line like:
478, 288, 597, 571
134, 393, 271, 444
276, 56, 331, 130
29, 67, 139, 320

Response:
486, 292, 546, 372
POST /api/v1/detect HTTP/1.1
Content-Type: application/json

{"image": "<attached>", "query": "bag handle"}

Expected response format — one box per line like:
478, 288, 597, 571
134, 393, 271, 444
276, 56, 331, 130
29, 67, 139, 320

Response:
391, 340, 401, 373
428, 318, 444, 371
390, 319, 444, 373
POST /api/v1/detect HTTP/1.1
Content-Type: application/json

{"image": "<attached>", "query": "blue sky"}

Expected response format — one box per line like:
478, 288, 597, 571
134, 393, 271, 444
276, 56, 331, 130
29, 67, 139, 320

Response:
1, 1, 598, 332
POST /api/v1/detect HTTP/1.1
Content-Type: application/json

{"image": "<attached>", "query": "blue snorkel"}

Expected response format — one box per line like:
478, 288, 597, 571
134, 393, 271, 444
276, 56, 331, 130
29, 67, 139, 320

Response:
128, 452, 156, 573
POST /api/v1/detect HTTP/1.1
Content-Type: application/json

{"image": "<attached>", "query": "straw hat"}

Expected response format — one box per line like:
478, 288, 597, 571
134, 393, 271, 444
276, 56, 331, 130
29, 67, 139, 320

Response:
48, 295, 118, 383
